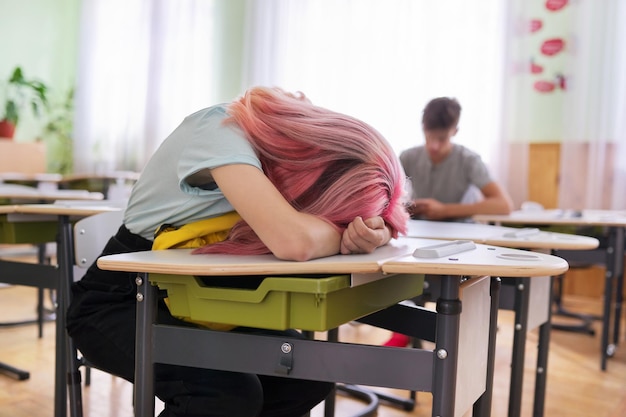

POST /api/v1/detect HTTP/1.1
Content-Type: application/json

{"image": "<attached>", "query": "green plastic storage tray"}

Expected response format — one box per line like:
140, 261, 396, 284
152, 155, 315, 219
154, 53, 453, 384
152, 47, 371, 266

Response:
0, 214, 58, 244
150, 272, 424, 331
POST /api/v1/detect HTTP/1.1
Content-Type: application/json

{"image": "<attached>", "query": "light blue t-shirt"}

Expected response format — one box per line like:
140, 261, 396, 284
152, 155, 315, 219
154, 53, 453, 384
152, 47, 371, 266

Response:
124, 104, 262, 240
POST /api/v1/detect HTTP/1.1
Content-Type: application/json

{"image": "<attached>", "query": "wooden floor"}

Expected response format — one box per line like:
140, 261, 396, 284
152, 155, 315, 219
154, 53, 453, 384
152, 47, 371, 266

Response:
0, 284, 625, 417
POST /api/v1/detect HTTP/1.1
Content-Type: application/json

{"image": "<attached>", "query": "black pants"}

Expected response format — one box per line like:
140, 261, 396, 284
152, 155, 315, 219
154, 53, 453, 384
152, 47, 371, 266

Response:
66, 225, 333, 417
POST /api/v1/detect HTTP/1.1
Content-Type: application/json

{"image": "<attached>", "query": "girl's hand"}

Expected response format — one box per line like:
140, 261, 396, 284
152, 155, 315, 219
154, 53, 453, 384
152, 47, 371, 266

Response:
340, 216, 391, 254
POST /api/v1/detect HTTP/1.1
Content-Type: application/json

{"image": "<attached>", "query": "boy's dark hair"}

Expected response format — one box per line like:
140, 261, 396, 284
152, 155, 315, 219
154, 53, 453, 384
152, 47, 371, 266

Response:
422, 97, 461, 130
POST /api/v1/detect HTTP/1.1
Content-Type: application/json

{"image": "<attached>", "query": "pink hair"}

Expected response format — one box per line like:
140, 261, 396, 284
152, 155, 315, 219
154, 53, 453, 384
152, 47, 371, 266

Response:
194, 86, 408, 255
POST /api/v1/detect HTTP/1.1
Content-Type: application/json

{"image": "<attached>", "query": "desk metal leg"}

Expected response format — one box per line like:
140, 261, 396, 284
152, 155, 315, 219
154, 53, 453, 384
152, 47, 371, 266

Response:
533, 276, 553, 417
55, 215, 75, 417
324, 385, 337, 417
611, 227, 624, 349
67, 336, 84, 417
432, 275, 461, 417
324, 329, 338, 417
328, 327, 380, 417
600, 227, 624, 371
37, 244, 46, 338
135, 272, 156, 417
473, 277, 501, 417
508, 277, 530, 417
0, 361, 30, 380
57, 215, 85, 417
600, 256, 612, 370
551, 273, 596, 335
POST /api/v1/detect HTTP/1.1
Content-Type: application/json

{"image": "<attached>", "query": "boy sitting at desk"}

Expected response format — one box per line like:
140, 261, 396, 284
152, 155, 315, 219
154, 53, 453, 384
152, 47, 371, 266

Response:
400, 97, 513, 222
384, 97, 513, 347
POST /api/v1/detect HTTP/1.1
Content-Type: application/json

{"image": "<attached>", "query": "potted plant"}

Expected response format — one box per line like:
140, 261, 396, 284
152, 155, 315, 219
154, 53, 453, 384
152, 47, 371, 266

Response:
43, 87, 75, 174
0, 66, 49, 139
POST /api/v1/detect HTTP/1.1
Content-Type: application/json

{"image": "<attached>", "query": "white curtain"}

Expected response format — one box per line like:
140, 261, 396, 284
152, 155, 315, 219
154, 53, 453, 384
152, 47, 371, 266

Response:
73, 0, 220, 173
241, 0, 508, 178
74, 0, 508, 178
559, 0, 626, 210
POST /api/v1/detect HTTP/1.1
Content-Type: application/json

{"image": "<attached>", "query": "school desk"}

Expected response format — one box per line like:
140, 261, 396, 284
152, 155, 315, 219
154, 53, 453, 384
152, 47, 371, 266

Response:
0, 183, 104, 203
0, 202, 123, 417
403, 219, 598, 417
97, 238, 568, 417
474, 210, 626, 371
0, 171, 139, 199
59, 171, 139, 199
0, 172, 64, 183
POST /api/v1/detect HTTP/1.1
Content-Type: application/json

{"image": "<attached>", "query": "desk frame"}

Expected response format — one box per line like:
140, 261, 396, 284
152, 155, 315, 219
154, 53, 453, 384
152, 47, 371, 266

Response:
401, 220, 598, 417
0, 214, 74, 417
413, 273, 551, 417
134, 273, 501, 417
477, 216, 625, 371
500, 276, 552, 417
1, 206, 120, 417
552, 226, 625, 370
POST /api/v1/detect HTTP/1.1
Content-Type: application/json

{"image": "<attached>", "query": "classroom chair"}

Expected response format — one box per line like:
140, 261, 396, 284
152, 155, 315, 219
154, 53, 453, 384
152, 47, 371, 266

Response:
66, 209, 124, 417
551, 225, 609, 335
513, 202, 603, 335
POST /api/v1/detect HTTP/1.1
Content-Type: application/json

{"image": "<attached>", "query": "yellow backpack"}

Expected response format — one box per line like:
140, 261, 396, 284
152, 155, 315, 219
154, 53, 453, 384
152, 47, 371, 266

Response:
152, 211, 241, 250
152, 211, 242, 330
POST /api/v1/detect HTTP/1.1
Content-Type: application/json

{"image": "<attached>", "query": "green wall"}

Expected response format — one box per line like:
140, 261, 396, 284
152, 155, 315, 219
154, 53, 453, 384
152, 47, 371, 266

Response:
0, 0, 247, 172
214, 0, 246, 101
0, 0, 81, 142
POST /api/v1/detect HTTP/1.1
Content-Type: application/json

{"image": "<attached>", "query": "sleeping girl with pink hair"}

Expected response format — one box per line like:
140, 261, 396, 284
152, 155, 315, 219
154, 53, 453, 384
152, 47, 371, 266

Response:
67, 86, 409, 417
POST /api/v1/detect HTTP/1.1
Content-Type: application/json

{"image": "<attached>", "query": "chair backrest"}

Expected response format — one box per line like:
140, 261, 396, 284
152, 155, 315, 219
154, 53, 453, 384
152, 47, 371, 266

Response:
74, 210, 124, 268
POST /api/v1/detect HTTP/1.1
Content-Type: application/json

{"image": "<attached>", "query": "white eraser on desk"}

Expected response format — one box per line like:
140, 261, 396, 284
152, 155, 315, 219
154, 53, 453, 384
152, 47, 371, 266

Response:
413, 240, 476, 258
503, 228, 541, 238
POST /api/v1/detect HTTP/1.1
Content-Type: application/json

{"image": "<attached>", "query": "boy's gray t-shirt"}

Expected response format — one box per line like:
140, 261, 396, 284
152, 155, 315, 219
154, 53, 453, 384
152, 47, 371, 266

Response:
399, 144, 493, 204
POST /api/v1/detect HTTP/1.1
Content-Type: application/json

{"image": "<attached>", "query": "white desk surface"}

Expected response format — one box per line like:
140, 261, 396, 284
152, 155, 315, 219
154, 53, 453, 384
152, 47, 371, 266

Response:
0, 201, 124, 217
0, 172, 64, 182
383, 238, 568, 277
406, 219, 599, 250
97, 237, 568, 278
0, 184, 104, 201
474, 209, 626, 227
61, 171, 140, 182
0, 170, 140, 182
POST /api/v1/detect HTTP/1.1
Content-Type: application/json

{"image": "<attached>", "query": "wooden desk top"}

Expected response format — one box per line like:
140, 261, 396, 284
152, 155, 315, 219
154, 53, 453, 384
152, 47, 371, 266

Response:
0, 170, 140, 183
97, 237, 569, 278
0, 172, 63, 182
61, 171, 141, 182
97, 239, 420, 276
0, 201, 124, 217
474, 210, 626, 227
406, 220, 599, 250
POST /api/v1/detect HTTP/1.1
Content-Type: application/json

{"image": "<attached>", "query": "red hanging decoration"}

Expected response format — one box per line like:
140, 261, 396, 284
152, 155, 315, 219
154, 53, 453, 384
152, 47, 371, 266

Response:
541, 38, 565, 56
530, 19, 543, 33
530, 59, 544, 74
546, 0, 568, 12
556, 74, 567, 90
534, 80, 556, 93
